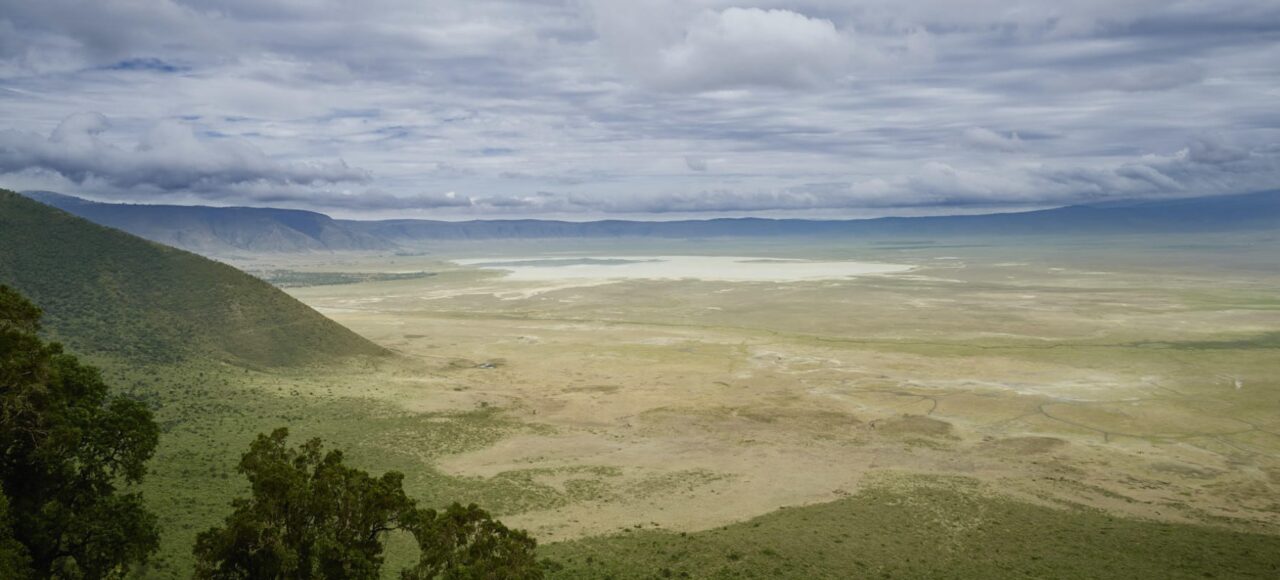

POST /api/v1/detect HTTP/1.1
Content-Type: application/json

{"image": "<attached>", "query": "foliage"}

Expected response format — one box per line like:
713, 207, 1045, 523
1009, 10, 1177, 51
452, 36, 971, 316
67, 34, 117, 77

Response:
0, 189, 387, 367
194, 428, 542, 580
401, 502, 541, 580
193, 428, 411, 579
0, 490, 31, 579
0, 285, 161, 578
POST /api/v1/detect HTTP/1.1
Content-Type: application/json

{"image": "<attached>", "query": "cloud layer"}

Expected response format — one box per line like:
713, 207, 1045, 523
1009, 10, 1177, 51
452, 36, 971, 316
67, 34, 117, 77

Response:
0, 113, 368, 191
0, 0, 1277, 218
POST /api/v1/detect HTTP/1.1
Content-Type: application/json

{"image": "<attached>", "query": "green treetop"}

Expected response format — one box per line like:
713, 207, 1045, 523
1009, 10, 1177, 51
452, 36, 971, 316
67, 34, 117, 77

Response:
0, 285, 161, 578
195, 428, 542, 580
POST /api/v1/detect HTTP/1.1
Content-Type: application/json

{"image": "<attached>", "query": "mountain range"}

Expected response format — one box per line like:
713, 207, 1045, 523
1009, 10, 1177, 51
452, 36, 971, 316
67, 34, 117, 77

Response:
21, 189, 1280, 255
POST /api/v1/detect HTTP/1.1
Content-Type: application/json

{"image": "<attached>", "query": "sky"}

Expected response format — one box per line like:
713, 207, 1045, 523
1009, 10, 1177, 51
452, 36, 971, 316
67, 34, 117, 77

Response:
0, 0, 1278, 220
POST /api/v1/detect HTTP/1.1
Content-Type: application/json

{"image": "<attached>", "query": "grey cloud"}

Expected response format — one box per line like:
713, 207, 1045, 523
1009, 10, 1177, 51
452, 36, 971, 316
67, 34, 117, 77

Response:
1185, 135, 1250, 165
685, 156, 708, 171
141, 181, 482, 212
498, 171, 591, 186
1041, 63, 1207, 94
1, 1, 1277, 218
961, 127, 1024, 152
0, 0, 212, 73
1097, 64, 1207, 93
467, 138, 1280, 214
0, 112, 370, 191
179, 134, 1280, 217
262, 190, 475, 211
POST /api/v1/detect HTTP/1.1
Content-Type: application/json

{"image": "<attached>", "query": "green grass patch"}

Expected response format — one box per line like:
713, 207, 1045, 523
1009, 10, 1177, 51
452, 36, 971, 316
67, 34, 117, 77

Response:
91, 359, 557, 578
541, 475, 1280, 579
253, 270, 436, 288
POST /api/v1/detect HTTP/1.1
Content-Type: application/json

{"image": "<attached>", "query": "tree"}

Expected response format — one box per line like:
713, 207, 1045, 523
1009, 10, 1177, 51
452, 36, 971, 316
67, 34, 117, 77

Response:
401, 503, 541, 580
193, 428, 413, 579
0, 285, 161, 578
0, 489, 32, 578
195, 429, 543, 580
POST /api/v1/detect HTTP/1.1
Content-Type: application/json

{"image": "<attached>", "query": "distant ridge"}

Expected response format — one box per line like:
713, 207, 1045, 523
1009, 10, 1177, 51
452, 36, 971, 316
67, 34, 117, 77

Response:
23, 190, 392, 255
20, 189, 1280, 250
0, 190, 388, 367
343, 190, 1280, 241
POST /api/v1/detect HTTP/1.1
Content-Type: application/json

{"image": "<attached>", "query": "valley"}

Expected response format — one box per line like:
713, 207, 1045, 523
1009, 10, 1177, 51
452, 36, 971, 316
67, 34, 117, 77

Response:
199, 234, 1280, 575
5, 190, 1279, 577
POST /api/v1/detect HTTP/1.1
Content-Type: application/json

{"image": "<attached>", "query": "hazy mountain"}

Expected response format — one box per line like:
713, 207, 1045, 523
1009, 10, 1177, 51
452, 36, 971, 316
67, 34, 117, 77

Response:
22, 190, 392, 255
849, 189, 1280, 237
0, 190, 388, 367
20, 189, 1280, 249
345, 189, 1280, 241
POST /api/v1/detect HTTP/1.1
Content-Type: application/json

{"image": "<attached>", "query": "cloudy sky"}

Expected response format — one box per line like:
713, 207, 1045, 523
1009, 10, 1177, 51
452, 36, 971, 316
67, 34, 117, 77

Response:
1, 0, 1278, 219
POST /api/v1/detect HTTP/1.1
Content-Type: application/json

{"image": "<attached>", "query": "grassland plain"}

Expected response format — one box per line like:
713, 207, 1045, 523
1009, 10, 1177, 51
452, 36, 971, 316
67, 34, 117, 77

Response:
107, 345, 1280, 578
189, 233, 1277, 577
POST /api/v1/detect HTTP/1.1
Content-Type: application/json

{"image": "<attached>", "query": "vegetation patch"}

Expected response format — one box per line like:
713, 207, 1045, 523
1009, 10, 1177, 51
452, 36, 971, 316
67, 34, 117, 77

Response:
871, 414, 956, 439
541, 475, 1280, 579
981, 435, 1067, 455
254, 269, 436, 288
86, 360, 551, 577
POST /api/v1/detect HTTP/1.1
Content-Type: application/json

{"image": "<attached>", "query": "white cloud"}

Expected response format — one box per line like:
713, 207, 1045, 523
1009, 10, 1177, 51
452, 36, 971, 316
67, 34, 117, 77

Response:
656, 8, 853, 91
591, 4, 854, 92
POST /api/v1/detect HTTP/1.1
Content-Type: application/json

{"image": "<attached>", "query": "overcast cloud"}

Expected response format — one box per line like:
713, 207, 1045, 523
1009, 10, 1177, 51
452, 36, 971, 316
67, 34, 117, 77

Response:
0, 0, 1277, 219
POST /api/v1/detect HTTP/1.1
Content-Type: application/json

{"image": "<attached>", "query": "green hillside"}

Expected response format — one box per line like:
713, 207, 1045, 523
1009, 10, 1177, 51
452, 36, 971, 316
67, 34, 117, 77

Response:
0, 189, 387, 367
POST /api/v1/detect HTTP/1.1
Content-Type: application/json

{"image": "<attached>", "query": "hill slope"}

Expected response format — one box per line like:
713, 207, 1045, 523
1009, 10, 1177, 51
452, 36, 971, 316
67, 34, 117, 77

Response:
24, 191, 392, 255
0, 190, 388, 367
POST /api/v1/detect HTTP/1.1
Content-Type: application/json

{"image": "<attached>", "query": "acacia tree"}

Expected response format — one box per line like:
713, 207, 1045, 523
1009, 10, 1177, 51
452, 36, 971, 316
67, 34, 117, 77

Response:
0, 285, 161, 578
195, 429, 542, 580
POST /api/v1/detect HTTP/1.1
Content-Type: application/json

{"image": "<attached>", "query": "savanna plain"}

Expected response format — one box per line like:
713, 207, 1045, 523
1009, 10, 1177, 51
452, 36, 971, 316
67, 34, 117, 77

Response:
125, 234, 1280, 578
